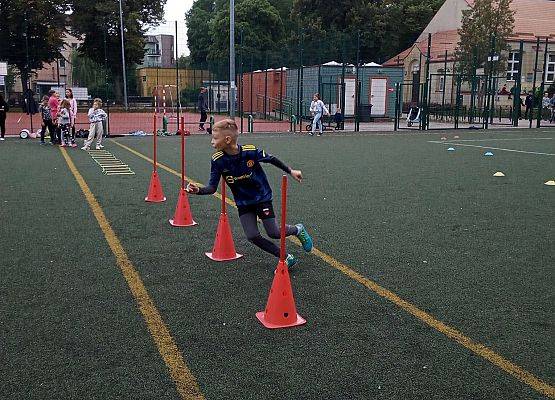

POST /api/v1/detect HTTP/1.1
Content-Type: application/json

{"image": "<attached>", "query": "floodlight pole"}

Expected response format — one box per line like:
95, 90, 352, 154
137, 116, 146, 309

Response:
118, 0, 128, 109
229, 0, 236, 118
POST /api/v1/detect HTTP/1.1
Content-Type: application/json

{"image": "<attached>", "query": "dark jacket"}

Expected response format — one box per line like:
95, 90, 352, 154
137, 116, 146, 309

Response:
0, 98, 8, 119
198, 92, 208, 112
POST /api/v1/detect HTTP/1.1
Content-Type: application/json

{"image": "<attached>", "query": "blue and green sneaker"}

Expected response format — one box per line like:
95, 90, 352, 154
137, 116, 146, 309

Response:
285, 254, 299, 269
275, 254, 299, 274
295, 224, 313, 252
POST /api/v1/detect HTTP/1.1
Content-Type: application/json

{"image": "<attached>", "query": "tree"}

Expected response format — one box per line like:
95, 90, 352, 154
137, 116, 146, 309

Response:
455, 0, 514, 78
185, 0, 216, 68
209, 0, 285, 68
290, 0, 444, 64
69, 0, 166, 101
0, 0, 68, 92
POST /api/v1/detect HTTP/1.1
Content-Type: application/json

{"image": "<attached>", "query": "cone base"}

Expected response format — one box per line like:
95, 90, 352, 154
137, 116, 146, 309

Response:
169, 219, 198, 227
205, 252, 243, 261
145, 196, 167, 203
255, 311, 306, 329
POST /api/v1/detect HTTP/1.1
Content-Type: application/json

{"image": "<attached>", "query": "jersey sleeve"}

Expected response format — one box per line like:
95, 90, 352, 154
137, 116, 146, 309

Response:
198, 159, 221, 195
254, 148, 291, 174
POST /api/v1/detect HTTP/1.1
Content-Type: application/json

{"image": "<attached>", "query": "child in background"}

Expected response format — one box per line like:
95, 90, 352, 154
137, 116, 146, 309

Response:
82, 98, 107, 151
57, 99, 71, 146
186, 119, 313, 270
48, 90, 60, 144
38, 95, 56, 145
65, 88, 78, 147
334, 107, 343, 130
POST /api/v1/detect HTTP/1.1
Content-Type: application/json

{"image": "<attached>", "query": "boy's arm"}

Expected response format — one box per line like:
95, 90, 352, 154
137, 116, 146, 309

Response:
190, 161, 221, 195
255, 148, 303, 182
255, 149, 291, 174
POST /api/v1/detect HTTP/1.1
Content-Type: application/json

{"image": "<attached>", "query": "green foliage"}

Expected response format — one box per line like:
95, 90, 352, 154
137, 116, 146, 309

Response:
180, 87, 198, 106
69, 0, 166, 100
455, 0, 514, 78
0, 0, 69, 89
5, 66, 18, 93
185, 0, 444, 70
185, 0, 216, 67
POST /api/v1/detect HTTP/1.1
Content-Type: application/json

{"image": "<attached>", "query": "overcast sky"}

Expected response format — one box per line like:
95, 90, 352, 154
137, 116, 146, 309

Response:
147, 0, 195, 57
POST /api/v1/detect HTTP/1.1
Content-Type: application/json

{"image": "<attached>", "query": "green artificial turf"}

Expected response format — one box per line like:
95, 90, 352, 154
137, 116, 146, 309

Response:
1, 129, 553, 400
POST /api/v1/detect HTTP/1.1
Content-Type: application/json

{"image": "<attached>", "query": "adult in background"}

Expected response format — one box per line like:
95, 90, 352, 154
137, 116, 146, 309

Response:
0, 94, 8, 141
48, 90, 60, 144
198, 87, 209, 131
65, 88, 78, 147
524, 92, 534, 120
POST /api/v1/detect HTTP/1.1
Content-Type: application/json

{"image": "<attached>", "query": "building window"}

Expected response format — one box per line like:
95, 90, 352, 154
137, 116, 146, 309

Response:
437, 76, 445, 91
59, 58, 65, 68
546, 53, 555, 83
506, 51, 519, 81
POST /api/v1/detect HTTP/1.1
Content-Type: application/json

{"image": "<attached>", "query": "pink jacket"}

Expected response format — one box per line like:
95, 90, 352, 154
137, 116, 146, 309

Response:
48, 96, 59, 121
68, 98, 77, 125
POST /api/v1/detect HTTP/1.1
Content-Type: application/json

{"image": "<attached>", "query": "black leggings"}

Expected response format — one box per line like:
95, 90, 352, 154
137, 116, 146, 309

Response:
40, 120, 56, 142
0, 117, 5, 138
199, 111, 207, 128
239, 213, 298, 258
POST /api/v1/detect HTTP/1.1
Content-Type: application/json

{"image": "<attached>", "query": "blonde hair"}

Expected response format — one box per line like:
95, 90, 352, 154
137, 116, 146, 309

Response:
213, 119, 238, 138
93, 98, 102, 107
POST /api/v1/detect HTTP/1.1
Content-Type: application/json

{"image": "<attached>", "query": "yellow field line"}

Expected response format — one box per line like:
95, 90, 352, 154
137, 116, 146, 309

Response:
60, 147, 205, 400
112, 140, 555, 399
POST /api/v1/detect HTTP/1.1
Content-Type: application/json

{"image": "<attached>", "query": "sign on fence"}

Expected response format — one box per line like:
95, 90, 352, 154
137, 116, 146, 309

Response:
0, 62, 7, 76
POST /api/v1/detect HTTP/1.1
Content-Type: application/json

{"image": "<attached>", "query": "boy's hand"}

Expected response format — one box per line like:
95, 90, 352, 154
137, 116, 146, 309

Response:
290, 169, 303, 183
186, 182, 200, 193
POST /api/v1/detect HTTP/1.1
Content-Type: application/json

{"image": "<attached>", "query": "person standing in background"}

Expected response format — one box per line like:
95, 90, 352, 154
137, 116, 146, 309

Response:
0, 94, 8, 141
48, 90, 60, 144
198, 87, 209, 131
65, 88, 78, 147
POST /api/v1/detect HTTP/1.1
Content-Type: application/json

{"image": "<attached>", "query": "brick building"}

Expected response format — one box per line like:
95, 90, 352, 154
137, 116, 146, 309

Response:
383, 0, 555, 107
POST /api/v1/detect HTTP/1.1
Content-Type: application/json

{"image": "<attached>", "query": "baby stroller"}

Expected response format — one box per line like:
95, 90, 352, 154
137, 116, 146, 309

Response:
407, 105, 421, 127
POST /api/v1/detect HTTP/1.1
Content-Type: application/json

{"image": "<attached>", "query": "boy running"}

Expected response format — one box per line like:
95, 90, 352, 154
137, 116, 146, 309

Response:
186, 119, 313, 269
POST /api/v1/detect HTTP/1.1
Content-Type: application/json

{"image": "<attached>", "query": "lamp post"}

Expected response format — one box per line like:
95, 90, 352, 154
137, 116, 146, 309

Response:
118, 0, 128, 109
229, 0, 236, 117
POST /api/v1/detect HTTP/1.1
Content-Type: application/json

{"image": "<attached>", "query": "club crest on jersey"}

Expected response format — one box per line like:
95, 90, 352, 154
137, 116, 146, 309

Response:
263, 208, 270, 216
246, 160, 255, 168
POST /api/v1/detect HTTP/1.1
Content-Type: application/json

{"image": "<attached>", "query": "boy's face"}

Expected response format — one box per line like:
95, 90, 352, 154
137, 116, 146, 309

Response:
93, 102, 99, 109
211, 128, 235, 150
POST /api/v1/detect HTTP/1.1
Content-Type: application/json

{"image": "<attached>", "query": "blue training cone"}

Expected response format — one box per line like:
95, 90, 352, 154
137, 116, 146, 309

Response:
484, 151, 494, 156
447, 147, 455, 152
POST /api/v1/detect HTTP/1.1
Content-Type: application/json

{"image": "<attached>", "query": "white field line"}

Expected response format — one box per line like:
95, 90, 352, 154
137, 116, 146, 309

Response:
429, 141, 555, 156
438, 138, 552, 142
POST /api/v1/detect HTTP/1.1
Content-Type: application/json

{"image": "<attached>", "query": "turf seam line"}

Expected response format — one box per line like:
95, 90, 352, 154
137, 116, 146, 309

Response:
112, 140, 555, 399
429, 141, 555, 156
59, 147, 205, 400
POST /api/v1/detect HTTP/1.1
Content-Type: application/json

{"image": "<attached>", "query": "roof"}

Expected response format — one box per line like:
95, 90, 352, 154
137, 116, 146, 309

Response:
383, 30, 460, 66
384, 0, 555, 67
511, 0, 555, 40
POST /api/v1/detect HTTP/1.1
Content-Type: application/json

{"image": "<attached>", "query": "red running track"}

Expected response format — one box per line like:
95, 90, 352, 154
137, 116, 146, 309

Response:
3, 111, 291, 136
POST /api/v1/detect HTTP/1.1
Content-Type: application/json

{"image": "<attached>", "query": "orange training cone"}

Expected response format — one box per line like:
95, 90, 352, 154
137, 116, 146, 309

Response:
145, 170, 166, 202
256, 174, 305, 329
205, 212, 243, 261
205, 178, 242, 261
169, 188, 197, 226
256, 259, 306, 329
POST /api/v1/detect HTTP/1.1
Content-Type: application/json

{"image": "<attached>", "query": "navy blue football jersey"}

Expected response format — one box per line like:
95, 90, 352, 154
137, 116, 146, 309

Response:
206, 144, 290, 206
